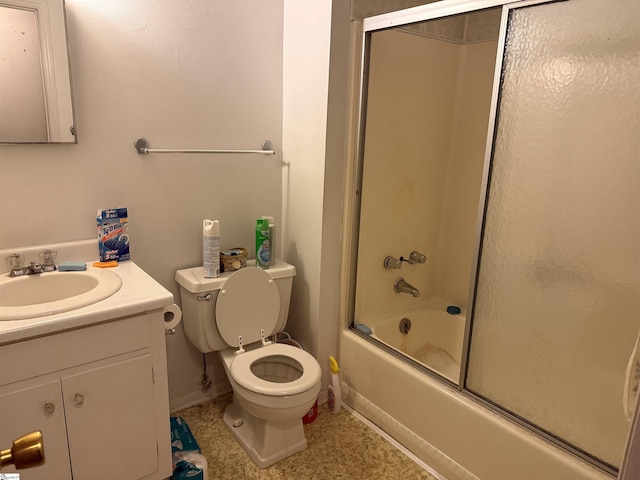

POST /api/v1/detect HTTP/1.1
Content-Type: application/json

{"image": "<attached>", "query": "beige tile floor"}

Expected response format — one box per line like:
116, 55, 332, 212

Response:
173, 393, 438, 480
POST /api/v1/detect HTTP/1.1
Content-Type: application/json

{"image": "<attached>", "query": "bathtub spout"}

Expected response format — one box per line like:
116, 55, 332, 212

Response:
394, 278, 420, 297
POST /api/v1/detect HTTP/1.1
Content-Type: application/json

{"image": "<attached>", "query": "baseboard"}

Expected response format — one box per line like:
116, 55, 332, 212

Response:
169, 382, 232, 413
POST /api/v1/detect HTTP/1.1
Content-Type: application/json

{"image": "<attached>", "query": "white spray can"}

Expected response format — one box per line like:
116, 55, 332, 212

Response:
203, 219, 220, 278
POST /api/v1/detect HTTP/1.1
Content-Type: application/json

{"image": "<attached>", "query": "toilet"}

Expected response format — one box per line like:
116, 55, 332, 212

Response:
175, 259, 321, 468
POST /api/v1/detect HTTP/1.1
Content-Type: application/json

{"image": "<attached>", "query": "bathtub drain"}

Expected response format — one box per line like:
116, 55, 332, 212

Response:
399, 318, 412, 334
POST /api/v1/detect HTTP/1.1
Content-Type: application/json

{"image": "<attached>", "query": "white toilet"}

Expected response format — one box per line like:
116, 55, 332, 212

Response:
175, 260, 321, 468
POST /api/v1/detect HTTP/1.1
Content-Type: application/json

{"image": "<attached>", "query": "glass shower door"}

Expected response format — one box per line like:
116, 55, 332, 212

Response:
466, 0, 640, 472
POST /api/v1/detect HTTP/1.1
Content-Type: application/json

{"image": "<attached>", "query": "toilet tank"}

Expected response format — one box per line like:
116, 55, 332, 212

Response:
175, 260, 296, 353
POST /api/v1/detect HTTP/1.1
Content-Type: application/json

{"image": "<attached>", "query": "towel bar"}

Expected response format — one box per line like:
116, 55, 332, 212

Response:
134, 137, 275, 155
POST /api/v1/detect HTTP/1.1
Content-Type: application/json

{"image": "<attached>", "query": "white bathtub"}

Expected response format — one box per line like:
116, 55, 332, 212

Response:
368, 305, 466, 383
340, 330, 611, 480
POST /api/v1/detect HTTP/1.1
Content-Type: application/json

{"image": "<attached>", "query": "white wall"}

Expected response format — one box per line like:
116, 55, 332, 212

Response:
282, 0, 336, 396
0, 0, 285, 410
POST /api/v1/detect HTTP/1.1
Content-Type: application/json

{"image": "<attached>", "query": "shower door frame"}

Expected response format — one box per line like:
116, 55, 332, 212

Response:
351, 0, 638, 476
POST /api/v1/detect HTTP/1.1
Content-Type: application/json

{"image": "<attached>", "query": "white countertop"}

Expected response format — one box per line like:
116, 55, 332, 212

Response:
0, 260, 174, 346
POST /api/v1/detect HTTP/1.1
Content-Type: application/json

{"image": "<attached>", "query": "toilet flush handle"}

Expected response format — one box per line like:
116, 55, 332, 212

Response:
197, 293, 213, 301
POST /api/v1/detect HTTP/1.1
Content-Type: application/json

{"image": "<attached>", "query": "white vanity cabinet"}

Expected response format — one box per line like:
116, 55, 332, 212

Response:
0, 311, 172, 480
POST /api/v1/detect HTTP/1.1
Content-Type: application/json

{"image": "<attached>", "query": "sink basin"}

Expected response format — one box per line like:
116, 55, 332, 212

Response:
0, 268, 122, 320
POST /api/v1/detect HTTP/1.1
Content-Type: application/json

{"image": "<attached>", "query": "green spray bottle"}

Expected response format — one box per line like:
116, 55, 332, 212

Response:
255, 218, 270, 269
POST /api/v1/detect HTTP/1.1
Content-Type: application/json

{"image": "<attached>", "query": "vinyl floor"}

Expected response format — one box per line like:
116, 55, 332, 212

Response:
173, 393, 439, 480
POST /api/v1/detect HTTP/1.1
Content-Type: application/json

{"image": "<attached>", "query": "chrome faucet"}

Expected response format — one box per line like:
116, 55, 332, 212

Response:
394, 278, 420, 297
8, 260, 43, 277
26, 261, 43, 275
5, 250, 57, 277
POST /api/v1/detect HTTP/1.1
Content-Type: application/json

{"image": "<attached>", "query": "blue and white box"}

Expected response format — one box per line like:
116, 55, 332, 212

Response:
97, 208, 130, 262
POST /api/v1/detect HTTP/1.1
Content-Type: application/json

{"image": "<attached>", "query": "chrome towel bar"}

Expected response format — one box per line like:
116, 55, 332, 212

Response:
134, 137, 275, 155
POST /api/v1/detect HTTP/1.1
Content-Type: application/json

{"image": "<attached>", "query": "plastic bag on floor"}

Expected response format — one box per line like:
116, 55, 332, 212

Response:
170, 417, 208, 480
172, 451, 208, 480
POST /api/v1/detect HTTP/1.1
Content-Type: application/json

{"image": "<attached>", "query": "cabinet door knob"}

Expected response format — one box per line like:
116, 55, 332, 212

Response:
43, 402, 55, 414
73, 393, 85, 406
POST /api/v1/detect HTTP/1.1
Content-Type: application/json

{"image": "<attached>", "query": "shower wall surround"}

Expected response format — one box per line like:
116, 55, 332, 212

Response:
354, 8, 498, 378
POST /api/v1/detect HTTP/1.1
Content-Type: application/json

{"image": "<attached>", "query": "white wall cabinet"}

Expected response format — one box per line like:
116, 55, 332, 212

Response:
0, 312, 172, 480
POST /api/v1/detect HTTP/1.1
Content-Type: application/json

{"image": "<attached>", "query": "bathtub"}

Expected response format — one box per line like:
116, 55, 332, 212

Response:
368, 305, 466, 383
340, 330, 611, 480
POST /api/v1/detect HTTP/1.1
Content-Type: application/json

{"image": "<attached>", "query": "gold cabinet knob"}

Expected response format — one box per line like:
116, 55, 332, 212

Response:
0, 431, 45, 469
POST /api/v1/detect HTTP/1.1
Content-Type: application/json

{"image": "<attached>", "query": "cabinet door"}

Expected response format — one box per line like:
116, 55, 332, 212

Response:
62, 354, 158, 480
0, 379, 72, 480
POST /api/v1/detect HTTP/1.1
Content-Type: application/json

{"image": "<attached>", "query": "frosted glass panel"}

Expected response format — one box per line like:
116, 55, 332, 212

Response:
466, 0, 640, 469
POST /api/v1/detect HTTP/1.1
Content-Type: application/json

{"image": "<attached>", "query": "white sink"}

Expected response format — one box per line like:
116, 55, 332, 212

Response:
0, 268, 123, 320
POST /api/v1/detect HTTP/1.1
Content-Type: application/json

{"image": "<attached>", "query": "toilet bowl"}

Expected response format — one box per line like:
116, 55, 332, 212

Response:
175, 260, 322, 468
221, 343, 321, 422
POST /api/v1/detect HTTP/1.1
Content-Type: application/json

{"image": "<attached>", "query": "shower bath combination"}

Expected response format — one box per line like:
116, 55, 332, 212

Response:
345, 0, 640, 478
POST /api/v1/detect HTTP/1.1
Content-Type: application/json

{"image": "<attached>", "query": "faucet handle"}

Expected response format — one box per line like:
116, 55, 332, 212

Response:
384, 256, 403, 269
385, 252, 427, 269
408, 251, 427, 264
39, 249, 58, 271
6, 253, 25, 274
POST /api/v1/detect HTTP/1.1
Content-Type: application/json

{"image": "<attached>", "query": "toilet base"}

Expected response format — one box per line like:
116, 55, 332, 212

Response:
223, 399, 308, 468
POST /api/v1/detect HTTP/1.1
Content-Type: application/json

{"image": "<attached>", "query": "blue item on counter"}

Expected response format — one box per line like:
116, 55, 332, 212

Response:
58, 261, 87, 271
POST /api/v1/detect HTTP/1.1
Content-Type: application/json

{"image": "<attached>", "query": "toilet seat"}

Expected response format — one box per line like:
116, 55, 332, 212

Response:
230, 343, 321, 397
216, 267, 280, 347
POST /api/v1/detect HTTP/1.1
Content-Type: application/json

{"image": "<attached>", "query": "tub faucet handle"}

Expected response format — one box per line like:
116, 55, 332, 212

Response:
409, 251, 427, 264
384, 256, 403, 269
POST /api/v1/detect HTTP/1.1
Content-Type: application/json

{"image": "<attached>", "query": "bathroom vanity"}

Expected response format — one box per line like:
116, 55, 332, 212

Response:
0, 255, 174, 480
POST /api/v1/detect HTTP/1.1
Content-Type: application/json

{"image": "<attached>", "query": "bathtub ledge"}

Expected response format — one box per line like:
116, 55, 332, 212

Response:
341, 330, 611, 480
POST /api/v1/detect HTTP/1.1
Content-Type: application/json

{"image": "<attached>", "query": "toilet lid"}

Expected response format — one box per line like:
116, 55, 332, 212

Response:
216, 267, 280, 347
